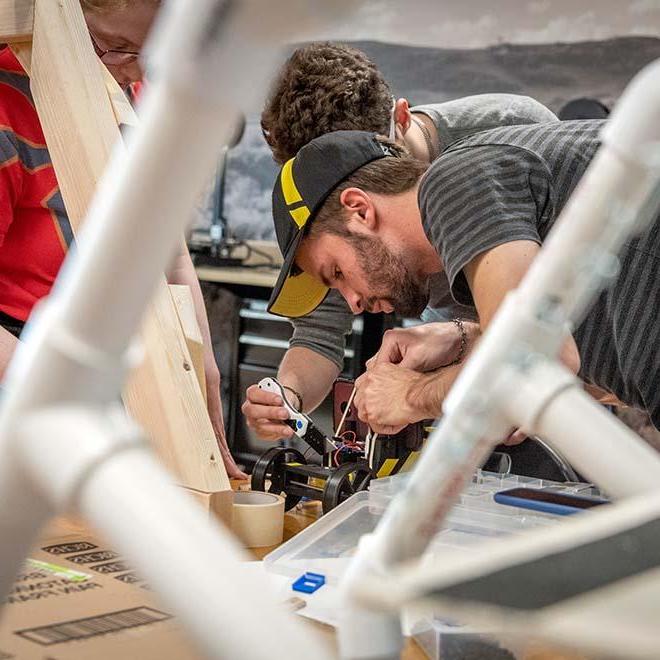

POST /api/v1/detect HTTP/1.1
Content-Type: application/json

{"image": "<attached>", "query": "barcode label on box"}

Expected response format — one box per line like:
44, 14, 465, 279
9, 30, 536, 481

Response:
42, 542, 97, 556
115, 572, 140, 584
90, 561, 130, 575
16, 607, 171, 646
67, 551, 119, 565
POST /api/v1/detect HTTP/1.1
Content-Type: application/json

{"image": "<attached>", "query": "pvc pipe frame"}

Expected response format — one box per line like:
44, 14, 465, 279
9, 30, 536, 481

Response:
11, 406, 330, 660
0, 0, 345, 658
338, 58, 660, 659
498, 359, 660, 499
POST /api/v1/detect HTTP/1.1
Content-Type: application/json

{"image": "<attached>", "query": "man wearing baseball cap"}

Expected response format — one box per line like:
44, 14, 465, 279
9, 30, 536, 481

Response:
266, 124, 660, 434
242, 43, 561, 442
268, 132, 403, 318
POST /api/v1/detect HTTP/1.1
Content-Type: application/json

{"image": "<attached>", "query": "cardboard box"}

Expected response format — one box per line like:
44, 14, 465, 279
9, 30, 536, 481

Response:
0, 529, 201, 659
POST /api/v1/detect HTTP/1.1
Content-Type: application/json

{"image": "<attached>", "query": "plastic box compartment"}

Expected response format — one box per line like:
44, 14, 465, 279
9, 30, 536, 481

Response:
264, 471, 573, 584
411, 617, 524, 660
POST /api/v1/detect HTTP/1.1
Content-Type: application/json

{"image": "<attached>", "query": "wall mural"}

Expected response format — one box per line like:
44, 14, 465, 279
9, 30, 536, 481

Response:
194, 36, 660, 241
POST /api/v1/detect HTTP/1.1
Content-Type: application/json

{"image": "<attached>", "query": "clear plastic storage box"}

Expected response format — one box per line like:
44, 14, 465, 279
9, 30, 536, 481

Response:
264, 470, 599, 584
264, 470, 601, 659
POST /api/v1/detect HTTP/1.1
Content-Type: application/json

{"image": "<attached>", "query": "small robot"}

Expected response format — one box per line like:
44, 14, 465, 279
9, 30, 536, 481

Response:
251, 378, 425, 513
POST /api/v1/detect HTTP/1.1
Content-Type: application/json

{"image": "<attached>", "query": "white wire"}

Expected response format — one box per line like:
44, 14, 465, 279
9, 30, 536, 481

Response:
335, 385, 357, 437
364, 430, 379, 467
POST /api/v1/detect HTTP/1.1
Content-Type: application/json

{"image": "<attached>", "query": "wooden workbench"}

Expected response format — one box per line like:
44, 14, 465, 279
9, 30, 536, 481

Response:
194, 240, 281, 289
195, 265, 278, 289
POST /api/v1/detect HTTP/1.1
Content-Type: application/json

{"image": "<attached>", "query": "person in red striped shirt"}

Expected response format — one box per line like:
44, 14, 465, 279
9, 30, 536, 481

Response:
0, 0, 247, 479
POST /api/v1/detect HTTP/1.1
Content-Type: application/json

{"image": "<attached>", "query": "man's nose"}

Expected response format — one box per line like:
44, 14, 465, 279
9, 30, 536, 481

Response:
338, 284, 363, 315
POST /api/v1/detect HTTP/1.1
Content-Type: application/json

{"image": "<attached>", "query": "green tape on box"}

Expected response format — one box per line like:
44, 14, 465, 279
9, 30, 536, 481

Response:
26, 558, 91, 583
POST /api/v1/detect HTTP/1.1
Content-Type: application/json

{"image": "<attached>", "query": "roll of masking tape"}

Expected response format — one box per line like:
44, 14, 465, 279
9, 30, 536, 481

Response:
231, 491, 285, 548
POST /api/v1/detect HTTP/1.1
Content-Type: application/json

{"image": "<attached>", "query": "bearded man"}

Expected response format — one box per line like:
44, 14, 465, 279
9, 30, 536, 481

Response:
266, 125, 660, 433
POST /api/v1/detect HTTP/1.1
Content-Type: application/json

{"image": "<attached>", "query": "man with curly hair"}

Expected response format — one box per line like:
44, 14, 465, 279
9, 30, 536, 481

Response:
0, 0, 247, 478
243, 42, 558, 441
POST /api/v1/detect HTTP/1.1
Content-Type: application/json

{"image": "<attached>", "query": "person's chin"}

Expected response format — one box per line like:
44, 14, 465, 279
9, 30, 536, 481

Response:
380, 301, 395, 314
393, 293, 429, 318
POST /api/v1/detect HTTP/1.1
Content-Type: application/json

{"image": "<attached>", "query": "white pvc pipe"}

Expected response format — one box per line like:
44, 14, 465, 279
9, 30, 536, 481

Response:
0, 443, 52, 603
338, 536, 403, 660
80, 451, 332, 660
14, 406, 332, 660
497, 359, 660, 498
534, 388, 660, 498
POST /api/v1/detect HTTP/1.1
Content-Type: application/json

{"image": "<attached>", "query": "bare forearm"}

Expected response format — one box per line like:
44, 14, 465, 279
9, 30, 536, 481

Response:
414, 335, 617, 420
409, 363, 463, 420
0, 326, 19, 382
277, 347, 340, 413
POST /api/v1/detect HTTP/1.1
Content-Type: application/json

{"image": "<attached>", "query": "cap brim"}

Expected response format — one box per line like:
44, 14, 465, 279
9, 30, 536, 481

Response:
267, 232, 329, 318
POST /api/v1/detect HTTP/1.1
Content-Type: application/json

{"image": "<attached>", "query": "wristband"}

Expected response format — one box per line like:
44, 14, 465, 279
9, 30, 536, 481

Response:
450, 318, 468, 366
282, 384, 303, 412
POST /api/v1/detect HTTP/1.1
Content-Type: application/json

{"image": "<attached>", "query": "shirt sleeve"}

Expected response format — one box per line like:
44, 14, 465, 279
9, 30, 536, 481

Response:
289, 289, 353, 369
0, 130, 22, 246
419, 144, 553, 307
412, 94, 558, 151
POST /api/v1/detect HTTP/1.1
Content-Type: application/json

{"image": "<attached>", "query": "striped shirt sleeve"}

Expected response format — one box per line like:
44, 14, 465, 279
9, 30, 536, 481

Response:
419, 144, 553, 306
289, 289, 353, 368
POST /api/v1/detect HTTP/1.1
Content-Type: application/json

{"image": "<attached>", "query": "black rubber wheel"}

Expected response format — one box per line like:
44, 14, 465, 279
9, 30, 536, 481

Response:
321, 463, 374, 514
251, 446, 307, 511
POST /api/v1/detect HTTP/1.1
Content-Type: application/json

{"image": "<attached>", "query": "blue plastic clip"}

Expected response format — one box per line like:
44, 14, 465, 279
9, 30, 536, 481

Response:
292, 572, 325, 594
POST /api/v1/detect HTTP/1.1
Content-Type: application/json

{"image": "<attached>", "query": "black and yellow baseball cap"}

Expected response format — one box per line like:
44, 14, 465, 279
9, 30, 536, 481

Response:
267, 130, 396, 318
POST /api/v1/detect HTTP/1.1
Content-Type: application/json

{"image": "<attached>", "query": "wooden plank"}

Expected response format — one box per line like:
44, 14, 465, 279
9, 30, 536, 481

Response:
184, 487, 234, 528
100, 62, 138, 129
123, 282, 228, 491
100, 63, 227, 493
169, 284, 207, 403
30, 0, 119, 232
9, 40, 31, 72
0, 0, 33, 42
29, 0, 230, 495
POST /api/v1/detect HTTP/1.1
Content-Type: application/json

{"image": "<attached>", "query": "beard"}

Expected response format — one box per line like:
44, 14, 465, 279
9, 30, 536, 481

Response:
347, 233, 430, 317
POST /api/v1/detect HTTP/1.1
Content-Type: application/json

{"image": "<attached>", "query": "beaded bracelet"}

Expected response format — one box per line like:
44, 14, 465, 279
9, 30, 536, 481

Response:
450, 318, 468, 365
282, 384, 304, 412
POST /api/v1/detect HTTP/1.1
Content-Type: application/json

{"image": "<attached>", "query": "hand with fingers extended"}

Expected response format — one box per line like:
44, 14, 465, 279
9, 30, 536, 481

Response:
241, 384, 296, 441
354, 363, 444, 435
368, 321, 479, 372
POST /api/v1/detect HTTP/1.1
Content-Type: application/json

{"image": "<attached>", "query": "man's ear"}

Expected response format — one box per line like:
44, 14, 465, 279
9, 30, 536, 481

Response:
339, 188, 377, 231
393, 98, 411, 139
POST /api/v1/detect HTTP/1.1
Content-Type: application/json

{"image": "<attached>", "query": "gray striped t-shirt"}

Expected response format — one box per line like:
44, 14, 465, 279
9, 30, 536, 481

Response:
419, 120, 660, 428
289, 94, 558, 368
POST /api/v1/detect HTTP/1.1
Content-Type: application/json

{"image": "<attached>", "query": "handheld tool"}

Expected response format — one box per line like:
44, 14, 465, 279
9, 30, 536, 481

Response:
258, 377, 336, 455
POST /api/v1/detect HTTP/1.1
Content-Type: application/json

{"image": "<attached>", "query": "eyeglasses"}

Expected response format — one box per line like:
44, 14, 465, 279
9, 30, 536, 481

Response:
89, 31, 140, 66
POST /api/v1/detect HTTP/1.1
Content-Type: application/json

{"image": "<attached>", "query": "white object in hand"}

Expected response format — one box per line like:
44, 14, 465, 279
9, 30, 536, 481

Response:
258, 377, 309, 437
